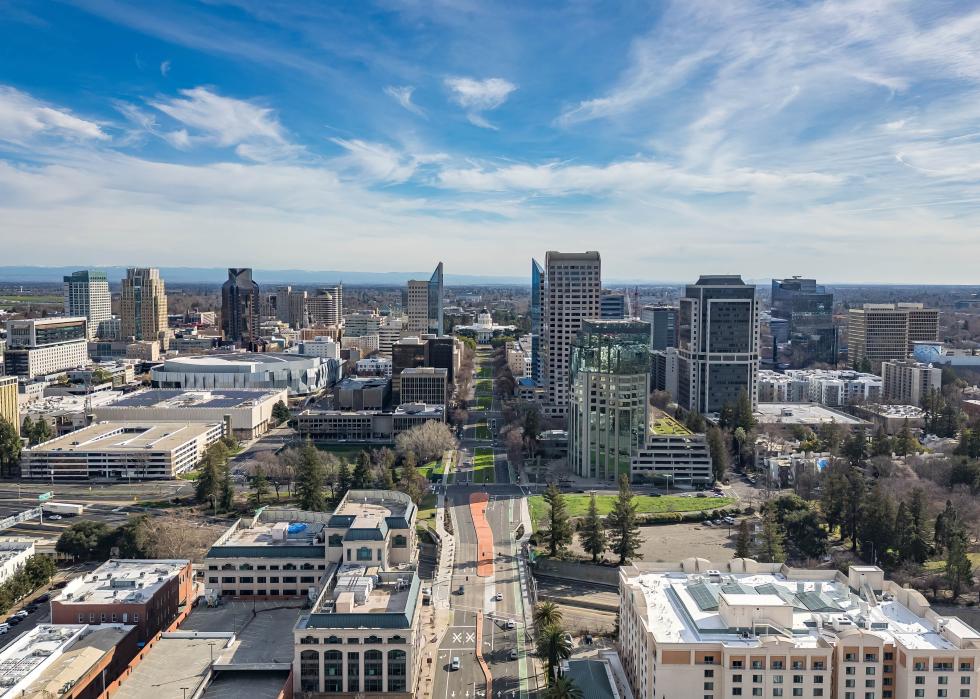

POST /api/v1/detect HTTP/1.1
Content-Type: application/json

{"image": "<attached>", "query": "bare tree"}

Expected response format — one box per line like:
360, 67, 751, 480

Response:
142, 515, 223, 562
395, 421, 458, 464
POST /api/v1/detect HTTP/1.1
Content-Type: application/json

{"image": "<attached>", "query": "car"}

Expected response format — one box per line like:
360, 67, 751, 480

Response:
456, 586, 465, 596
48, 514, 62, 520
25, 605, 38, 613
450, 657, 460, 671
703, 521, 713, 527
509, 649, 519, 661
13, 610, 28, 619
506, 619, 516, 630
0, 626, 7, 635
696, 492, 707, 498
7, 617, 21, 626
494, 592, 503, 601
35, 594, 49, 603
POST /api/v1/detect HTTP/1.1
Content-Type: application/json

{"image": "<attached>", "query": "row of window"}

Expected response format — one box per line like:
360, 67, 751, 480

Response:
77, 612, 139, 624
209, 576, 316, 584
208, 563, 324, 571
300, 634, 406, 645
299, 649, 406, 693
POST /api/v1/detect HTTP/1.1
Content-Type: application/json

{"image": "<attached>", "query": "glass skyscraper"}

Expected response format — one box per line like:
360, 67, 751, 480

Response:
770, 277, 837, 367
530, 258, 544, 385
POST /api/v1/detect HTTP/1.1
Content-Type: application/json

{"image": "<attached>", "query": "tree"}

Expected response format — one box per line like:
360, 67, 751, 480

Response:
946, 526, 974, 600
732, 426, 747, 470
894, 418, 917, 456
607, 475, 643, 565
706, 426, 728, 482
782, 508, 828, 560
753, 512, 785, 563
336, 461, 352, 500
533, 601, 563, 632
735, 520, 751, 559
271, 400, 291, 425
733, 388, 755, 432
858, 484, 895, 564
535, 624, 573, 684
843, 428, 868, 467
195, 442, 227, 511
896, 489, 931, 565
934, 501, 960, 555
295, 439, 326, 511
56, 520, 111, 560
542, 484, 572, 557
29, 418, 52, 447
870, 425, 892, 457
817, 422, 845, 455
396, 459, 428, 505
544, 677, 584, 699
217, 462, 234, 511
352, 451, 372, 490
684, 411, 706, 433
395, 421, 457, 464
578, 493, 607, 563
0, 418, 21, 478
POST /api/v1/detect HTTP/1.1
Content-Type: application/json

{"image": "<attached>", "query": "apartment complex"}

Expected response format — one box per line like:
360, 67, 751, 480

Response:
399, 367, 448, 405
120, 267, 168, 342
3, 317, 89, 379
568, 319, 650, 481
848, 304, 939, 371
0, 375, 18, 435
770, 277, 837, 367
758, 369, 882, 407
307, 285, 343, 326
20, 421, 225, 480
51, 559, 193, 644
221, 268, 261, 346
881, 360, 942, 407
405, 262, 443, 335
677, 276, 760, 414
620, 560, 980, 699
63, 270, 111, 339
540, 251, 602, 417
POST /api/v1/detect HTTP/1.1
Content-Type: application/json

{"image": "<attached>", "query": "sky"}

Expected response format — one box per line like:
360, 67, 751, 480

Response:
0, 0, 979, 283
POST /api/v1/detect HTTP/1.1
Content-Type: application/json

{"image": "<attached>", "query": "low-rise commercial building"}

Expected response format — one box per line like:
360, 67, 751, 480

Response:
399, 366, 448, 405
20, 421, 225, 480
334, 377, 390, 411
620, 560, 980, 699
150, 352, 341, 395
882, 359, 942, 406
51, 559, 193, 644
0, 539, 34, 585
754, 402, 869, 428
356, 356, 393, 378
92, 387, 288, 440
854, 403, 926, 434
341, 334, 381, 355
296, 403, 444, 443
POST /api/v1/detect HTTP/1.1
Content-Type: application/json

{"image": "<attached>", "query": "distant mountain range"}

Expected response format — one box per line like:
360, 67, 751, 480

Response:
0, 266, 529, 286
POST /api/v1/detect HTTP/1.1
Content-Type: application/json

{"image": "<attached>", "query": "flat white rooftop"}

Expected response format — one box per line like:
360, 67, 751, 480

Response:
755, 402, 867, 426
54, 559, 188, 606
26, 421, 220, 454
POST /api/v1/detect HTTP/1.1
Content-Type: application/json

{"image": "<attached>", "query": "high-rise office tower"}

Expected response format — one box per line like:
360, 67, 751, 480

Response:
221, 268, 260, 345
406, 263, 443, 335
677, 275, 759, 414
530, 259, 545, 385
770, 277, 837, 367
568, 320, 650, 481
120, 268, 168, 342
63, 270, 111, 340
600, 290, 628, 320
640, 305, 679, 351
848, 303, 939, 372
542, 251, 602, 417
307, 285, 343, 326
274, 286, 292, 323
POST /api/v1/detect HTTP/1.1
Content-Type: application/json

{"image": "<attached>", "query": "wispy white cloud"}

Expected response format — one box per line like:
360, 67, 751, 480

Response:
444, 76, 516, 129
383, 85, 424, 117
0, 86, 109, 144
160, 60, 171, 76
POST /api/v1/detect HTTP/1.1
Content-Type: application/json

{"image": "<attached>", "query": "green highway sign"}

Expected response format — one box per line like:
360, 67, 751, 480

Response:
38, 492, 54, 502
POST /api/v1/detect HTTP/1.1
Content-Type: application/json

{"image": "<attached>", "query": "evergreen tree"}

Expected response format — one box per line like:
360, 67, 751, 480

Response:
870, 425, 892, 457
858, 484, 895, 564
30, 418, 52, 446
295, 439, 326, 511
753, 511, 785, 563
735, 520, 751, 559
901, 489, 932, 564
843, 465, 866, 551
934, 501, 959, 555
706, 426, 729, 482
607, 475, 643, 565
20, 415, 33, 438
817, 421, 845, 455
542, 483, 572, 556
684, 411, 706, 433
336, 461, 352, 498
894, 418, 917, 456
271, 399, 291, 425
217, 463, 234, 511
946, 526, 974, 600
251, 463, 271, 505
396, 459, 428, 504
0, 418, 21, 479
782, 508, 828, 560
843, 427, 868, 467
733, 388, 755, 431
352, 450, 372, 489
578, 492, 607, 563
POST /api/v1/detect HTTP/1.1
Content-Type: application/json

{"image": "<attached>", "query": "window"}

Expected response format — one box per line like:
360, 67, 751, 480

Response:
301, 576, 315, 584
772, 661, 784, 670
388, 650, 407, 692
283, 576, 297, 583
867, 667, 876, 675
257, 577, 267, 583
222, 576, 235, 583
393, 534, 407, 548
705, 669, 714, 678
364, 650, 383, 692
964, 678, 972, 685
111, 614, 117, 622
865, 653, 877, 663
704, 682, 714, 690
357, 547, 373, 561
733, 675, 742, 683
814, 691, 823, 698
961, 691, 971, 698
793, 676, 803, 684
773, 690, 783, 697
133, 614, 139, 623
240, 576, 254, 583
793, 691, 802, 697
77, 614, 85, 623
347, 652, 360, 692
752, 690, 762, 697
915, 691, 924, 698
208, 577, 218, 583
733, 690, 742, 697
300, 650, 320, 692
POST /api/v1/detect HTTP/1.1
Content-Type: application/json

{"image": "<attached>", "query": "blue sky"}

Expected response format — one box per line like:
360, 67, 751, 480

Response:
1, 0, 979, 282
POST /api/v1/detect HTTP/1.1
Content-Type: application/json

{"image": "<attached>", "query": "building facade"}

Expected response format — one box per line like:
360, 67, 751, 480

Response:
405, 263, 443, 336
568, 320, 650, 481
600, 290, 628, 319
881, 360, 942, 406
296, 404, 444, 443
63, 270, 111, 340
307, 285, 343, 326
758, 369, 882, 407
630, 411, 713, 486
530, 258, 545, 386
399, 367, 447, 405
221, 268, 261, 346
3, 317, 89, 379
770, 277, 837, 367
151, 352, 340, 395
542, 251, 602, 417
120, 268, 168, 342
641, 305, 679, 351
848, 304, 940, 371
677, 275, 760, 415
0, 375, 18, 435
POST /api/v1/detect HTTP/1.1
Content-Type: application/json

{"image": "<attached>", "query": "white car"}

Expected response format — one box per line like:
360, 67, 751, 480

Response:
0, 624, 9, 635
450, 657, 460, 671
13, 611, 28, 619
48, 514, 62, 520
494, 592, 503, 601
506, 619, 516, 630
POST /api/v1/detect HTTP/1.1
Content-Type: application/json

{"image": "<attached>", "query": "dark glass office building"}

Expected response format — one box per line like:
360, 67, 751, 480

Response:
770, 277, 837, 367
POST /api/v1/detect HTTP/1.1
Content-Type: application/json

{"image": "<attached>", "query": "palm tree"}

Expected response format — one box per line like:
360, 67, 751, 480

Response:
535, 624, 573, 683
545, 677, 584, 699
533, 601, 563, 632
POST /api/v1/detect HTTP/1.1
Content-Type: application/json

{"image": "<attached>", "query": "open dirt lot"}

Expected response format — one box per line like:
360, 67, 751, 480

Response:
566, 520, 739, 564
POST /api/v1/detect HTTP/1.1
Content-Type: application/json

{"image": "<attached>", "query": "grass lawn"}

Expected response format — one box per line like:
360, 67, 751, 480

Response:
314, 444, 384, 458
473, 448, 496, 484
178, 469, 201, 481
417, 460, 446, 481
528, 493, 736, 524
418, 493, 438, 524
476, 379, 493, 395
924, 553, 980, 572
476, 396, 492, 409
478, 366, 493, 378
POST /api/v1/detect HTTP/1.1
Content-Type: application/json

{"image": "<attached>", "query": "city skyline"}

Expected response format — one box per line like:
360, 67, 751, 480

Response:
1, 2, 979, 282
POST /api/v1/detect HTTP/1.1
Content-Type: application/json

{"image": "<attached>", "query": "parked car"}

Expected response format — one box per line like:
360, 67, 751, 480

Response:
7, 617, 22, 626
0, 624, 9, 635
25, 605, 38, 614
48, 514, 62, 520
703, 521, 713, 527
494, 592, 503, 601
13, 610, 28, 619
35, 594, 49, 603
450, 657, 460, 671
506, 619, 517, 630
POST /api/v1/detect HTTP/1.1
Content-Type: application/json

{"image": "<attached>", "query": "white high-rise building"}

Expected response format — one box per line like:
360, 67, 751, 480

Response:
541, 251, 601, 417
63, 270, 111, 339
881, 359, 942, 406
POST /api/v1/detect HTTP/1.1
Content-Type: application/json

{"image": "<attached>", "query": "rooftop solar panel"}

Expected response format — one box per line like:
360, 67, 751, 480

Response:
688, 582, 720, 611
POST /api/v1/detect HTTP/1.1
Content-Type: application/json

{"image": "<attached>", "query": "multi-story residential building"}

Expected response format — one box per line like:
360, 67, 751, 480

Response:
641, 304, 679, 351
345, 311, 385, 337
677, 275, 760, 415
51, 559, 193, 644
600, 290, 628, 319
848, 303, 939, 371
63, 270, 111, 339
881, 360, 942, 406
758, 369, 882, 407
0, 376, 18, 435
630, 411, 713, 486
356, 357, 393, 378
20, 421, 225, 480
405, 262, 443, 335
770, 277, 837, 367
221, 268, 260, 346
120, 268, 168, 343
300, 336, 341, 360
620, 560, 980, 699
531, 258, 545, 385
506, 334, 533, 378
3, 317, 89, 379
296, 403, 444, 442
307, 285, 343, 326
399, 367, 447, 405
541, 251, 602, 417
568, 320, 650, 481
